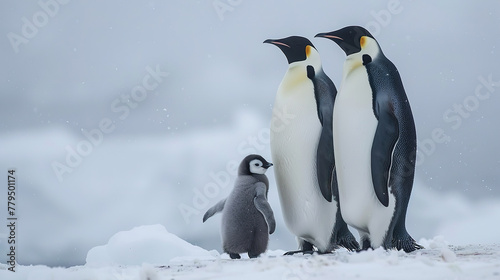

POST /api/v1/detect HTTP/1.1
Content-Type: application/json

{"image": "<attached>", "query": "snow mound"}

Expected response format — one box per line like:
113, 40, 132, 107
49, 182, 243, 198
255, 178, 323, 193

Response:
85, 224, 217, 266
419, 236, 457, 262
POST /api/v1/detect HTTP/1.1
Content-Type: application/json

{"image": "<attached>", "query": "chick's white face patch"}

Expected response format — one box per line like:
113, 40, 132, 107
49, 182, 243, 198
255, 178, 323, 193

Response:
249, 159, 267, 174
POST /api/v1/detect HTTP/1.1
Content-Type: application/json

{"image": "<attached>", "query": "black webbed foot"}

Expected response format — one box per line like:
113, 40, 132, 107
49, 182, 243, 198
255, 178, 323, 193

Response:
283, 249, 316, 256
229, 253, 241, 259
248, 252, 261, 258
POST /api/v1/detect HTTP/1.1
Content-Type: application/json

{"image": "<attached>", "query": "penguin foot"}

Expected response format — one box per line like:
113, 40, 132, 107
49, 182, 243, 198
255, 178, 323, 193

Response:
337, 234, 360, 252
284, 240, 319, 255
355, 247, 372, 253
248, 252, 261, 258
229, 253, 241, 259
393, 237, 424, 253
331, 220, 361, 251
283, 250, 316, 256
361, 238, 372, 251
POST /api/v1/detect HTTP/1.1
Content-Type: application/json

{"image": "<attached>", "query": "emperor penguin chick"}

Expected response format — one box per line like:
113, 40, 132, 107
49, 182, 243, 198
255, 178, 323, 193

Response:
203, 154, 275, 259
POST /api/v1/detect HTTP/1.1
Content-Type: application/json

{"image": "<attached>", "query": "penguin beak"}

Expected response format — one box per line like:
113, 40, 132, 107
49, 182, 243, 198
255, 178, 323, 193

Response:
263, 39, 291, 48
315, 32, 343, 41
263, 162, 273, 169
315, 30, 360, 56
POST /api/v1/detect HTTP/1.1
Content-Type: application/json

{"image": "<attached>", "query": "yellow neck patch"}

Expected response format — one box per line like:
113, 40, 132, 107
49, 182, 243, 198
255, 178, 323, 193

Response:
305, 45, 312, 58
360, 36, 367, 49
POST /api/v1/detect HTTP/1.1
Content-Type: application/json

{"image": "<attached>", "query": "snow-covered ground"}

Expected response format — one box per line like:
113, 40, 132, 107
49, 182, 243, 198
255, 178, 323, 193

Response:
1, 225, 499, 280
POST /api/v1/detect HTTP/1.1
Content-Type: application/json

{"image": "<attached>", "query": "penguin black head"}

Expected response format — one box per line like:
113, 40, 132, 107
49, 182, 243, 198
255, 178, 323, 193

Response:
264, 36, 318, 65
239, 154, 273, 175
315, 26, 379, 57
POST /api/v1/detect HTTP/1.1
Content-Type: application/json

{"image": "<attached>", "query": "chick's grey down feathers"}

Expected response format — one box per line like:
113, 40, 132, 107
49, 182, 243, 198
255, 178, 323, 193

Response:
203, 155, 275, 258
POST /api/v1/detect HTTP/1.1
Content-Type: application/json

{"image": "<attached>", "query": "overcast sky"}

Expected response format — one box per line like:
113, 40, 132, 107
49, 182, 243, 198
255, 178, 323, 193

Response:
1, 0, 499, 266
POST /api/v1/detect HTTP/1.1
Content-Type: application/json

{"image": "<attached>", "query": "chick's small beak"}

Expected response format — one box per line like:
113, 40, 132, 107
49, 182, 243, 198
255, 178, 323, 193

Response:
263, 162, 273, 169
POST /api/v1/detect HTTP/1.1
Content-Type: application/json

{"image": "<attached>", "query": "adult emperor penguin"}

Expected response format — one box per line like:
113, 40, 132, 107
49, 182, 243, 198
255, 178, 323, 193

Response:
203, 154, 275, 259
315, 26, 422, 252
264, 36, 359, 254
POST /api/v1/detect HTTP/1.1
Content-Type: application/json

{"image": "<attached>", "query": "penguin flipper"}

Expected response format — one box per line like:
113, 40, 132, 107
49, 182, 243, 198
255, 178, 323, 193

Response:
309, 66, 336, 202
254, 183, 276, 234
316, 124, 334, 202
202, 198, 226, 222
371, 96, 399, 207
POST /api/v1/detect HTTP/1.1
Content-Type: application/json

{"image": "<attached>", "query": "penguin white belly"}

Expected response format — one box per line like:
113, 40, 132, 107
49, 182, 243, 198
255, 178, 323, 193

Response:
271, 80, 336, 251
333, 67, 396, 247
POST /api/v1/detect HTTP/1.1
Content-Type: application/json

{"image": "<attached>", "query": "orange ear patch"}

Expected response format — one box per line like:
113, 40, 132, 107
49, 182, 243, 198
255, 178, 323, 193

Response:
306, 45, 312, 57
360, 36, 366, 48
